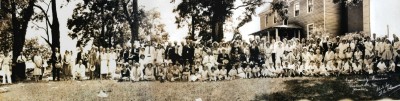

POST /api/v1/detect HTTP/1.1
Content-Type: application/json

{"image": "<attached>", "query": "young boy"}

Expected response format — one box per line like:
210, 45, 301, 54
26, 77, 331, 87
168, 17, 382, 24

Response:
119, 63, 131, 82
218, 66, 228, 80
252, 64, 261, 78
130, 62, 140, 82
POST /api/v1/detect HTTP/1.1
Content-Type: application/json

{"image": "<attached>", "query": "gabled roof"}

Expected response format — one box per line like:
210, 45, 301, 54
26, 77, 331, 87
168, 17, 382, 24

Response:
250, 24, 302, 36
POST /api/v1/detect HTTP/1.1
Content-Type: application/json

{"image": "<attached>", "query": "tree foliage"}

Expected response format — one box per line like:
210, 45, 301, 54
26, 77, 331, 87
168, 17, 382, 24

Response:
267, 0, 288, 22
333, 0, 363, 6
1, 0, 37, 62
68, 0, 166, 48
67, 0, 132, 47
172, 0, 265, 42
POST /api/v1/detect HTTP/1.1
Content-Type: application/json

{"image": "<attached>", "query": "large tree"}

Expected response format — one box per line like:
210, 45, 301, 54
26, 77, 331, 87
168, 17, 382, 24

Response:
1, 0, 36, 63
32, 0, 62, 66
68, 0, 142, 48
173, 0, 265, 42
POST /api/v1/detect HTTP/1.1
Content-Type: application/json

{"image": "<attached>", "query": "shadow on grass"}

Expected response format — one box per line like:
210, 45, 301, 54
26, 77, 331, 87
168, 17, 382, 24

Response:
255, 75, 400, 100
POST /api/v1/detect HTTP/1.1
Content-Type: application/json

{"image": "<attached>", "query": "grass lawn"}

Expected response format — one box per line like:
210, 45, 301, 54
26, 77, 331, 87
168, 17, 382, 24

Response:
0, 76, 399, 101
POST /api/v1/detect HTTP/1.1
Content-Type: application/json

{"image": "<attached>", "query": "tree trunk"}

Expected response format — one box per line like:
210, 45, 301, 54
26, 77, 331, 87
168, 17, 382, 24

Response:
211, 20, 224, 42
191, 16, 195, 40
50, 0, 60, 67
131, 0, 139, 43
12, 0, 35, 63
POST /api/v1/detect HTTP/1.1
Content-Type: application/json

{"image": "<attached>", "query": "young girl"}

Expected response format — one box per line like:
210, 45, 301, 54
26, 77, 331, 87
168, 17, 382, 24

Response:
389, 60, 396, 73
342, 60, 351, 75
296, 62, 304, 76
208, 67, 218, 81
237, 64, 246, 79
261, 64, 268, 78
364, 58, 374, 75
200, 67, 209, 82
252, 64, 261, 78
228, 66, 238, 80
319, 62, 329, 76
219, 66, 227, 80
268, 62, 277, 77
275, 63, 283, 77
377, 60, 387, 74
244, 63, 252, 79
352, 60, 362, 74
144, 63, 155, 81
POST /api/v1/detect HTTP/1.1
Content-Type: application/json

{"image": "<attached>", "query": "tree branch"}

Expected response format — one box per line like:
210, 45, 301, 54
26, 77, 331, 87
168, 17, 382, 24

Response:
229, 1, 266, 10
40, 36, 53, 47
122, 1, 133, 24
32, 22, 51, 44
33, 4, 53, 27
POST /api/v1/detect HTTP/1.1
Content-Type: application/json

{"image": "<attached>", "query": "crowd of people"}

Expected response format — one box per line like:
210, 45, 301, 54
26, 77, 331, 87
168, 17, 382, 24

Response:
1, 33, 400, 84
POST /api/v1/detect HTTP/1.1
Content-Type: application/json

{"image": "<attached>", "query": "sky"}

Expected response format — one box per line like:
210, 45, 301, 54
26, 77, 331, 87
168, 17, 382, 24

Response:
370, 0, 400, 40
26, 0, 268, 52
25, 0, 400, 53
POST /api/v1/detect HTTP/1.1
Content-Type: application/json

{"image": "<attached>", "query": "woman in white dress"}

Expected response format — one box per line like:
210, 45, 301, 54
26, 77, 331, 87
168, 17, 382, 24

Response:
33, 51, 43, 82
1, 52, 12, 84
63, 51, 73, 79
155, 44, 165, 64
100, 48, 109, 79
108, 48, 117, 79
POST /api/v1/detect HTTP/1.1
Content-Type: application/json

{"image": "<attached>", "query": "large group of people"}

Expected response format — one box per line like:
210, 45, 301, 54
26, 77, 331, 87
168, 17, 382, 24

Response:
1, 33, 400, 84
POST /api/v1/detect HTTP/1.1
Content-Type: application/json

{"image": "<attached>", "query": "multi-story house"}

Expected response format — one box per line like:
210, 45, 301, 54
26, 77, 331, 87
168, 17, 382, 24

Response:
253, 0, 371, 40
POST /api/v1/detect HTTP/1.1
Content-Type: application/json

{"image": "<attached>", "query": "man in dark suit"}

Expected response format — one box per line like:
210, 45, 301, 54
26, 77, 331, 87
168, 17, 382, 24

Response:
182, 40, 195, 66
131, 45, 140, 63
76, 47, 83, 64
218, 49, 230, 70
164, 42, 175, 61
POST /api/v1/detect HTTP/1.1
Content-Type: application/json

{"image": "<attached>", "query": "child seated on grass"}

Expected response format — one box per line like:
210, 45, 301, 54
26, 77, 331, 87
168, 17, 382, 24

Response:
218, 66, 227, 80
208, 67, 218, 81
377, 60, 387, 74
119, 63, 131, 82
200, 67, 209, 82
228, 66, 238, 80
352, 60, 362, 74
244, 64, 252, 79
252, 64, 261, 78
144, 63, 155, 81
261, 64, 268, 78
237, 64, 246, 79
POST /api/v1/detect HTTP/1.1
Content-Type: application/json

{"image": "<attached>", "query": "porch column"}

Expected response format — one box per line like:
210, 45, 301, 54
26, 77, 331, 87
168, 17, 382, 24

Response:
275, 28, 279, 41
267, 31, 270, 43
298, 30, 301, 39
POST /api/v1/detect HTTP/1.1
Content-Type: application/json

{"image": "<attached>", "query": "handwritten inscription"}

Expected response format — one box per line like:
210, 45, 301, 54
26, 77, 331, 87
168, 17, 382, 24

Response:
376, 83, 400, 96
345, 76, 400, 96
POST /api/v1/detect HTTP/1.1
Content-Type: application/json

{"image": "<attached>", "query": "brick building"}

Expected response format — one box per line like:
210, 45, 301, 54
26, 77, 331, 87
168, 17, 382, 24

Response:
253, 0, 371, 40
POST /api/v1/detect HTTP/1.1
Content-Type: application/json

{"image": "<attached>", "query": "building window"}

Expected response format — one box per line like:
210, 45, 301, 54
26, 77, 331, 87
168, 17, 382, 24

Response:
273, 15, 277, 24
283, 19, 288, 25
307, 0, 313, 13
307, 23, 314, 38
294, 2, 300, 17
265, 16, 268, 26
